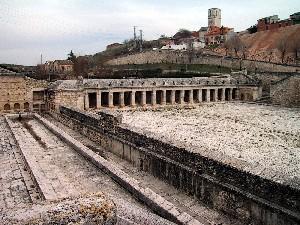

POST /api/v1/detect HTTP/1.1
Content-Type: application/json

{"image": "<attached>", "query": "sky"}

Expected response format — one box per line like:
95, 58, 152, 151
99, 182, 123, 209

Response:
0, 0, 299, 66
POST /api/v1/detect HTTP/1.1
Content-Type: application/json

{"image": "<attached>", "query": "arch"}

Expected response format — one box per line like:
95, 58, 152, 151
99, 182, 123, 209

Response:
4, 103, 10, 111
24, 102, 30, 111
14, 103, 20, 111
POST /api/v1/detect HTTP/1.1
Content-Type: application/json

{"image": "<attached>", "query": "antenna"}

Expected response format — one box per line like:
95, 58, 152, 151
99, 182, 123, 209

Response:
139, 29, 143, 52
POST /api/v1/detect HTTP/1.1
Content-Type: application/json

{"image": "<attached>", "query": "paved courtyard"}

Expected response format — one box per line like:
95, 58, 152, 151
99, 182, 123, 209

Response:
2, 117, 174, 225
120, 103, 300, 189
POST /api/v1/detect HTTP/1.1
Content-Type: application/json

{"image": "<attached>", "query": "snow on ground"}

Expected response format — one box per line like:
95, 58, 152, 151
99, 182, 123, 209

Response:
120, 103, 300, 189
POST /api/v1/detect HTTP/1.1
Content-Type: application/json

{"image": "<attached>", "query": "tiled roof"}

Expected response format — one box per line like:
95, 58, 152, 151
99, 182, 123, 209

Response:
48, 76, 254, 91
54, 60, 74, 65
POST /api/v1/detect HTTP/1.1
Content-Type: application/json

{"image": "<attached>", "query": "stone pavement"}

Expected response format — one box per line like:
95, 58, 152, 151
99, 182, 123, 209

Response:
45, 114, 242, 225
7, 117, 174, 225
0, 117, 39, 212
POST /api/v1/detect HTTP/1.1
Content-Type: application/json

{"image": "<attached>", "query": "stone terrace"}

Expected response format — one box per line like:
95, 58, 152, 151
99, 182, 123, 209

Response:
119, 103, 300, 189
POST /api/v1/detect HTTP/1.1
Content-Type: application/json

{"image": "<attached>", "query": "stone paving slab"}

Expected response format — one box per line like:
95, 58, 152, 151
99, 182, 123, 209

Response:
6, 115, 175, 225
45, 113, 242, 225
0, 116, 39, 212
36, 113, 203, 225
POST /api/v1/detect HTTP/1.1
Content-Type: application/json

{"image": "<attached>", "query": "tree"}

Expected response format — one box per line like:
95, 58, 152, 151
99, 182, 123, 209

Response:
276, 35, 289, 63
289, 34, 300, 64
173, 29, 192, 39
67, 50, 76, 62
241, 42, 248, 59
74, 56, 89, 77
247, 25, 257, 34
224, 34, 243, 57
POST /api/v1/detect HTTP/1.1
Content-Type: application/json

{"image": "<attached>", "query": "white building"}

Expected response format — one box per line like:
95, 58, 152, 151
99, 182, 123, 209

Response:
161, 44, 188, 51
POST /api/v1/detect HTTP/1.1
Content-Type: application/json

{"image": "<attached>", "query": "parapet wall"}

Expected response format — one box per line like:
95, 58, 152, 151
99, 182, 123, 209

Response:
106, 51, 300, 73
57, 106, 300, 225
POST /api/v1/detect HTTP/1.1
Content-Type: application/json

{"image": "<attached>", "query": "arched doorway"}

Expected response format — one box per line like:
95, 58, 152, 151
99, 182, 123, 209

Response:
24, 102, 30, 111
14, 103, 20, 111
4, 103, 10, 111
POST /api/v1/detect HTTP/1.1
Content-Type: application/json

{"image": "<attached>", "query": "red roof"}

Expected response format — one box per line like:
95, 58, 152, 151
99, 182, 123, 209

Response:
205, 26, 233, 36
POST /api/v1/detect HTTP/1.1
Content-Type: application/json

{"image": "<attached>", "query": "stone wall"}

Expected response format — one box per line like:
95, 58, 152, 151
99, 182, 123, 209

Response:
0, 75, 48, 112
270, 75, 300, 107
106, 51, 300, 73
56, 106, 300, 225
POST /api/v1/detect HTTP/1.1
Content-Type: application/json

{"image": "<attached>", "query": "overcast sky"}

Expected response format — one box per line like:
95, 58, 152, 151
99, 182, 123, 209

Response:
0, 0, 299, 66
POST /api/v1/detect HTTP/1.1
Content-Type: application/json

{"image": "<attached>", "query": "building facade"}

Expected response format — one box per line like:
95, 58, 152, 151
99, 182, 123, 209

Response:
45, 60, 74, 74
257, 12, 300, 32
0, 67, 48, 113
205, 26, 234, 45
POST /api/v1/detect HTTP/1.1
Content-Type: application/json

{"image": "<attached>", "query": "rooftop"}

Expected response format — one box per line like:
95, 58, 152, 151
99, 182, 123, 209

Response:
48, 75, 256, 91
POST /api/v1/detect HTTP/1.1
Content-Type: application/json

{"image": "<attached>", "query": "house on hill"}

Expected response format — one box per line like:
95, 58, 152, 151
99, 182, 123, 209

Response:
45, 60, 74, 74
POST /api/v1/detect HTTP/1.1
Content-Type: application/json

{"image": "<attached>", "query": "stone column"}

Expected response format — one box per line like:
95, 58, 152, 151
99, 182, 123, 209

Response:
96, 91, 101, 109
131, 91, 136, 107
222, 88, 226, 101
119, 92, 125, 108
151, 91, 156, 106
179, 90, 185, 104
214, 89, 218, 102
189, 90, 193, 104
229, 88, 233, 101
198, 89, 202, 103
171, 90, 175, 104
85, 93, 89, 110
207, 89, 210, 102
108, 92, 114, 108
162, 90, 166, 105
141, 91, 146, 106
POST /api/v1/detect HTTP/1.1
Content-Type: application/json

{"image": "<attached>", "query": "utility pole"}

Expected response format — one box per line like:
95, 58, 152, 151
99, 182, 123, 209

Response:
134, 26, 137, 48
139, 29, 143, 52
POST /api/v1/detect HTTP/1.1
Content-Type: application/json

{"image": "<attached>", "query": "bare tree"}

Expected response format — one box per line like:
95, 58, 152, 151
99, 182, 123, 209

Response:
223, 41, 230, 56
289, 35, 300, 64
224, 34, 243, 57
276, 35, 289, 63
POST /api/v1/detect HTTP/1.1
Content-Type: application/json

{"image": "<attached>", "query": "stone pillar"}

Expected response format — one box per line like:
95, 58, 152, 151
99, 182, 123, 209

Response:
119, 92, 125, 108
229, 88, 233, 101
189, 90, 193, 104
85, 93, 89, 110
222, 88, 226, 101
96, 91, 101, 109
207, 89, 211, 102
108, 92, 114, 108
235, 89, 240, 100
214, 89, 218, 102
198, 89, 202, 103
131, 91, 136, 107
179, 90, 185, 104
162, 90, 166, 105
151, 91, 156, 106
141, 91, 146, 106
171, 90, 175, 104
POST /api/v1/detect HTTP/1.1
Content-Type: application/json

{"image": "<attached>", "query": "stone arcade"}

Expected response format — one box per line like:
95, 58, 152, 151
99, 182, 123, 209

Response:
47, 75, 261, 111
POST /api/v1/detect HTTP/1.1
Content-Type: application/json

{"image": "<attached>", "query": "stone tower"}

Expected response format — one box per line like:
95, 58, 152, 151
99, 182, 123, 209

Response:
208, 8, 221, 27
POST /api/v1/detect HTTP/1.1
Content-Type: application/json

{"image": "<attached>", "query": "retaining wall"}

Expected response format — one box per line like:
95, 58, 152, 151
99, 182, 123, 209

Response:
106, 51, 300, 73
53, 106, 300, 225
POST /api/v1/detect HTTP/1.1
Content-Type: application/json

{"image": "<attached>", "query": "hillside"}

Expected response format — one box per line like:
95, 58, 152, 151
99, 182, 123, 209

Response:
240, 24, 300, 63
